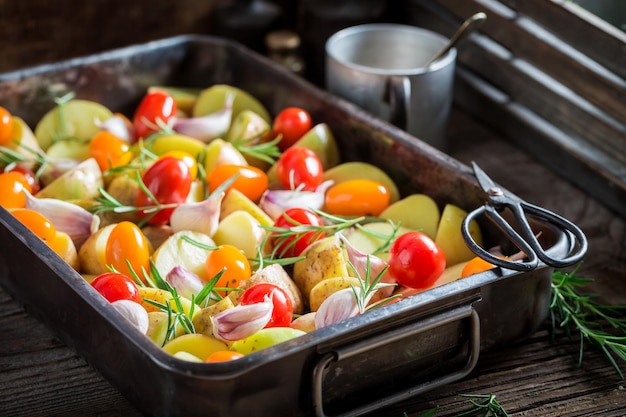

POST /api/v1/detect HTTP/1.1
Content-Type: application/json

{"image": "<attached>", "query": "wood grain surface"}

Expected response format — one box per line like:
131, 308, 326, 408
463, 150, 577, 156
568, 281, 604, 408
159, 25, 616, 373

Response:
0, 107, 624, 417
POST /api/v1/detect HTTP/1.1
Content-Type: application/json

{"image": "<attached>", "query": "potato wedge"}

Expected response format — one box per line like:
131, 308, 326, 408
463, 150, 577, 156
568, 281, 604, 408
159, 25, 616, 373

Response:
292, 235, 349, 306
192, 296, 235, 337
309, 276, 362, 312
152, 230, 215, 281
435, 204, 483, 267
78, 223, 116, 275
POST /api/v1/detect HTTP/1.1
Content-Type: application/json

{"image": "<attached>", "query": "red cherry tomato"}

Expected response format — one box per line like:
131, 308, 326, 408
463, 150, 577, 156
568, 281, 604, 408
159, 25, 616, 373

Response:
133, 91, 177, 140
271, 207, 326, 257
276, 146, 323, 191
387, 231, 446, 290
239, 283, 293, 328
91, 272, 141, 303
136, 156, 193, 225
325, 179, 390, 217
272, 107, 312, 151
207, 164, 268, 202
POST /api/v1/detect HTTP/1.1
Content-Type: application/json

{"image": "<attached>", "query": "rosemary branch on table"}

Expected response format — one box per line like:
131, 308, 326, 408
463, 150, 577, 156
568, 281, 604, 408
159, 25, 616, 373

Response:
549, 265, 626, 379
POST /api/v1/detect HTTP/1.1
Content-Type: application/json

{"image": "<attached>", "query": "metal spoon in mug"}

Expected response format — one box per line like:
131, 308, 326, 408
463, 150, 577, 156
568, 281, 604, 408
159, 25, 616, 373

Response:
424, 12, 487, 67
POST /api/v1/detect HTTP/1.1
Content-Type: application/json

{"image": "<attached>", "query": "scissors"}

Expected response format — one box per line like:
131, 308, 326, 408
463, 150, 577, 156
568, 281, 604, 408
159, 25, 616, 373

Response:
461, 162, 588, 271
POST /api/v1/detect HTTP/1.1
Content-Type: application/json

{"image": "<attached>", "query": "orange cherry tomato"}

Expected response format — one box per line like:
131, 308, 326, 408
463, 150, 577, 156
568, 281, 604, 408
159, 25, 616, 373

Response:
461, 256, 508, 278
11, 208, 56, 243
0, 171, 32, 209
205, 244, 251, 296
89, 131, 133, 171
161, 150, 198, 180
0, 106, 14, 145
325, 179, 390, 217
207, 164, 268, 202
206, 350, 245, 362
105, 221, 151, 281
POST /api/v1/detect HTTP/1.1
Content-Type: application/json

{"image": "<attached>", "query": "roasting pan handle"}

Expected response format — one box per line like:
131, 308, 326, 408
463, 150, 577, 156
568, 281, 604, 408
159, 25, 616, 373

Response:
312, 304, 480, 417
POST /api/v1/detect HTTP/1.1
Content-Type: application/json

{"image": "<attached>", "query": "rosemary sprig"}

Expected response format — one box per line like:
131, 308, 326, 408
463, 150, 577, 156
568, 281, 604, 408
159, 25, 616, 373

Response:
346, 257, 398, 313
232, 134, 282, 165
550, 265, 626, 379
456, 394, 509, 417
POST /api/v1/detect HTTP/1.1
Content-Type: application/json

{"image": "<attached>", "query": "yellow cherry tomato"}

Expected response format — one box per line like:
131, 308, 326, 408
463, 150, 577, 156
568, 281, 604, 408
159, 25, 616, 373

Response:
325, 179, 390, 217
0, 106, 14, 145
105, 221, 150, 281
11, 208, 56, 243
89, 130, 133, 171
161, 150, 198, 180
205, 244, 251, 296
0, 171, 32, 209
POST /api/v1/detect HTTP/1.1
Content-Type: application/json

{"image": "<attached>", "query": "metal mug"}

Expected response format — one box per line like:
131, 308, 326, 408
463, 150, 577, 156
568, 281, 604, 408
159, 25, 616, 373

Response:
325, 23, 456, 150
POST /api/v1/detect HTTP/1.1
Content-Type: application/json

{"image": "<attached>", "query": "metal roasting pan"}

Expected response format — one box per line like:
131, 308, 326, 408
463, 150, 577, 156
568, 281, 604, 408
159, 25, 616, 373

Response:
0, 35, 573, 417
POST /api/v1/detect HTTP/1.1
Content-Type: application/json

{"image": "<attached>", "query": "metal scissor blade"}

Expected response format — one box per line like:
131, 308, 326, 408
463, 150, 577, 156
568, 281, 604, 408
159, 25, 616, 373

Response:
471, 161, 500, 195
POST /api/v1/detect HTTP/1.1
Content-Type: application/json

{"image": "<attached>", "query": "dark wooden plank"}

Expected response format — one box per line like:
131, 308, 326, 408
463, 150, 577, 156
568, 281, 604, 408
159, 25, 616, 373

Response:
431, 0, 626, 124
453, 66, 626, 219
499, 0, 626, 79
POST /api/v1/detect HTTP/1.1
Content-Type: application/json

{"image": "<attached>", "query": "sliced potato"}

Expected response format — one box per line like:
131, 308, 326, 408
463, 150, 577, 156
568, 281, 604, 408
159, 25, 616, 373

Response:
292, 235, 349, 306
379, 194, 440, 239
193, 84, 270, 122
78, 223, 116, 275
220, 188, 273, 227
35, 157, 103, 201
192, 296, 235, 337
212, 210, 265, 259
434, 204, 483, 267
152, 230, 215, 281
343, 222, 410, 260
34, 99, 113, 151
138, 286, 197, 317
309, 276, 362, 312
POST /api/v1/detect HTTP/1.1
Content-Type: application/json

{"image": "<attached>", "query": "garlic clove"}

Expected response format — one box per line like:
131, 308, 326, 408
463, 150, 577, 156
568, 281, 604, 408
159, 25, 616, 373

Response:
24, 190, 100, 247
111, 299, 150, 334
172, 93, 235, 142
169, 192, 224, 237
210, 299, 273, 342
166, 265, 205, 300
339, 233, 396, 299
259, 180, 333, 220
315, 287, 361, 330
95, 114, 134, 142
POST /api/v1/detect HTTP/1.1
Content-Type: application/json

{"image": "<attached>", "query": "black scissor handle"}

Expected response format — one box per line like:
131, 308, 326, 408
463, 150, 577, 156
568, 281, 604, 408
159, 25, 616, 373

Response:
462, 204, 539, 271
520, 202, 588, 268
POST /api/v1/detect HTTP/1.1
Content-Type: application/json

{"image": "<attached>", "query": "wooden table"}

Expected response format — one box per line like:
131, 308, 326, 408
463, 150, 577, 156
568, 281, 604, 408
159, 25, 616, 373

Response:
0, 108, 624, 416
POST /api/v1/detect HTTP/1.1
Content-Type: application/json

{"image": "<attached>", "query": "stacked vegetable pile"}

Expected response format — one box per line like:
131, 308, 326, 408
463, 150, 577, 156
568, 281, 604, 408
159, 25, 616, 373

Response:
0, 84, 491, 362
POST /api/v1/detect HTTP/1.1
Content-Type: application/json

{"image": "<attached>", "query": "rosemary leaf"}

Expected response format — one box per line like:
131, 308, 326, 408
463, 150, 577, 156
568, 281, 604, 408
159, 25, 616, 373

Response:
550, 265, 626, 379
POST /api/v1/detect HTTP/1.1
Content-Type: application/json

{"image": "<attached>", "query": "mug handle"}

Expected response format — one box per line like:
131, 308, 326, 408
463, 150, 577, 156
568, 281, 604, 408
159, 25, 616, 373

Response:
384, 75, 411, 131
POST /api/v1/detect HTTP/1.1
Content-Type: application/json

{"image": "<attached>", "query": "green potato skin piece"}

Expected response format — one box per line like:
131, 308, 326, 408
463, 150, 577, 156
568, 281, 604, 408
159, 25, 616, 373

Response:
34, 99, 113, 151
192, 84, 271, 122
230, 327, 306, 355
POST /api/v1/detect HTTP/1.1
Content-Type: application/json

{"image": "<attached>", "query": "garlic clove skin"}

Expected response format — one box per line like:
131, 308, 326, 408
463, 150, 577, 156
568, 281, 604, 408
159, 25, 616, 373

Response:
95, 114, 134, 142
259, 180, 333, 220
111, 299, 150, 335
169, 192, 224, 237
210, 299, 273, 342
315, 287, 361, 330
166, 265, 205, 300
172, 93, 235, 142
24, 190, 100, 247
339, 233, 396, 298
